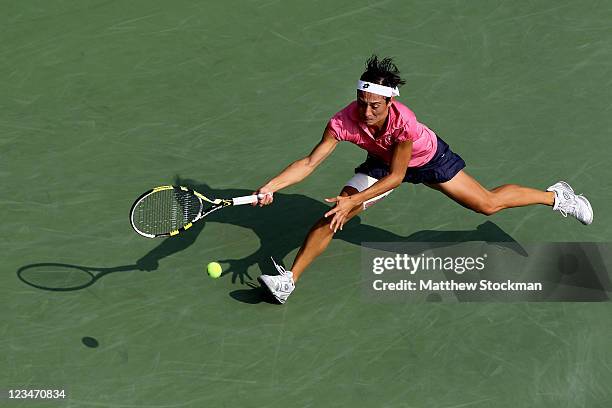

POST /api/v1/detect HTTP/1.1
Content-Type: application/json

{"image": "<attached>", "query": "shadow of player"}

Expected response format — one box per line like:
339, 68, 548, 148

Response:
17, 176, 525, 295
161, 177, 528, 304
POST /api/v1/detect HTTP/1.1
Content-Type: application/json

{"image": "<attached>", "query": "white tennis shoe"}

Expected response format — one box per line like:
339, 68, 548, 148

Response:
258, 258, 295, 304
547, 181, 593, 225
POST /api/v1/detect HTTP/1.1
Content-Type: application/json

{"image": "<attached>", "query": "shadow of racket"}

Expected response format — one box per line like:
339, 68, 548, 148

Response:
17, 263, 138, 291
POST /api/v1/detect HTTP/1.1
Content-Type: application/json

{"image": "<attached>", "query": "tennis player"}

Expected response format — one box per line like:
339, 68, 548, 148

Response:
254, 55, 593, 304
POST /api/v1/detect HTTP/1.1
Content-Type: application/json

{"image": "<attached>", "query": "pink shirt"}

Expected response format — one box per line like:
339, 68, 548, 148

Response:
327, 100, 437, 167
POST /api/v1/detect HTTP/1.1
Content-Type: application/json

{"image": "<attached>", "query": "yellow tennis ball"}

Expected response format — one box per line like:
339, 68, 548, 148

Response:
207, 262, 222, 278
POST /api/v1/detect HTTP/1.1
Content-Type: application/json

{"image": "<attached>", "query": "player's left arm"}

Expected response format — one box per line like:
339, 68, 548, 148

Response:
325, 140, 412, 232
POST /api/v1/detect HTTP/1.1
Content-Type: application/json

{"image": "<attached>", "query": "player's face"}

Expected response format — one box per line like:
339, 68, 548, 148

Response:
357, 91, 391, 127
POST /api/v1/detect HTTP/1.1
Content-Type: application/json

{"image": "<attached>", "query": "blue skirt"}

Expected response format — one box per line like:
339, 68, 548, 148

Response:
354, 135, 466, 184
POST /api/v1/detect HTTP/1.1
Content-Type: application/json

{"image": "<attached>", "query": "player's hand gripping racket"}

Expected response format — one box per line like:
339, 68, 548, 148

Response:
130, 185, 266, 238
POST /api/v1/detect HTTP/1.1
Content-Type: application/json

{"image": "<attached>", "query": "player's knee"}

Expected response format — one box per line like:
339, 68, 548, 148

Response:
316, 217, 344, 236
313, 209, 360, 235
477, 206, 497, 216
471, 196, 499, 216
314, 216, 335, 232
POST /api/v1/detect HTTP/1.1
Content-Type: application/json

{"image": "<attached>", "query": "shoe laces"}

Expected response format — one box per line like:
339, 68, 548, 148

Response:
271, 257, 291, 277
558, 193, 585, 218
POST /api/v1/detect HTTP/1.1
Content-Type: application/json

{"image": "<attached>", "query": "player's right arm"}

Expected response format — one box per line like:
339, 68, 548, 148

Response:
254, 128, 338, 206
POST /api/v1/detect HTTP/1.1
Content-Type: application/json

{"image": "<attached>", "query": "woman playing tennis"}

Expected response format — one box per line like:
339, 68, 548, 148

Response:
254, 55, 593, 304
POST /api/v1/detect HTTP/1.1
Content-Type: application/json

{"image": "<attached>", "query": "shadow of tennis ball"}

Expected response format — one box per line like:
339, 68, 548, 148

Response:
82, 337, 99, 348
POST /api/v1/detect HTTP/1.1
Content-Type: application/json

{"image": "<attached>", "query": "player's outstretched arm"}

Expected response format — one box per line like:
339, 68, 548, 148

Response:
253, 129, 338, 206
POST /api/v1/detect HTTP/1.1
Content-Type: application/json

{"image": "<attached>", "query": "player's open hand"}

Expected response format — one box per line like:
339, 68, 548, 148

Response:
324, 195, 360, 233
217, 257, 255, 284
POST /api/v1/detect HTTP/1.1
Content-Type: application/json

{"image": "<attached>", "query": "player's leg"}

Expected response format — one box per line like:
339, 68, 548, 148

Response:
425, 170, 592, 224
290, 185, 363, 282
425, 170, 554, 214
257, 185, 363, 304
258, 174, 393, 304
290, 173, 395, 281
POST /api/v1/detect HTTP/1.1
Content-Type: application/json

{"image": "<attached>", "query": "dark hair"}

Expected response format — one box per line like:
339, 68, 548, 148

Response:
359, 55, 406, 101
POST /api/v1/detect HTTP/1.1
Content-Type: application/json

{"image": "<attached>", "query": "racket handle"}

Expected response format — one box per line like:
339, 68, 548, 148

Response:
232, 193, 271, 206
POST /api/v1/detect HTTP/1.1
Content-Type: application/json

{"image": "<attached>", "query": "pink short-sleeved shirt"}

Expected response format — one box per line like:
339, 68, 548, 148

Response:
327, 100, 437, 168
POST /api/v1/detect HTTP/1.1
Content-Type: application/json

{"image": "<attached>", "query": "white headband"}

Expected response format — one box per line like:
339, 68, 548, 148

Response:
356, 80, 400, 97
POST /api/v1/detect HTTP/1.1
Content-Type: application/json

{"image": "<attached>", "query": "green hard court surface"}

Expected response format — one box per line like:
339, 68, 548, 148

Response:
2, 0, 612, 406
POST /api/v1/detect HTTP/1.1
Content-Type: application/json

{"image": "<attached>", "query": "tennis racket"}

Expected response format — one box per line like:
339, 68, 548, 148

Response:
130, 185, 265, 238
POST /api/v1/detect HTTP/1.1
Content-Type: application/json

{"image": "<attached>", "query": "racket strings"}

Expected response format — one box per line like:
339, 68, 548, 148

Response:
174, 189, 201, 224
133, 188, 202, 235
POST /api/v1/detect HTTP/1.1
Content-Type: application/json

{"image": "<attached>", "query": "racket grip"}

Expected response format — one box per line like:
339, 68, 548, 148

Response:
232, 193, 270, 206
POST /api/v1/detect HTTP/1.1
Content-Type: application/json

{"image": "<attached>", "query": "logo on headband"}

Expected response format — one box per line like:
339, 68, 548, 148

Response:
363, 83, 370, 89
